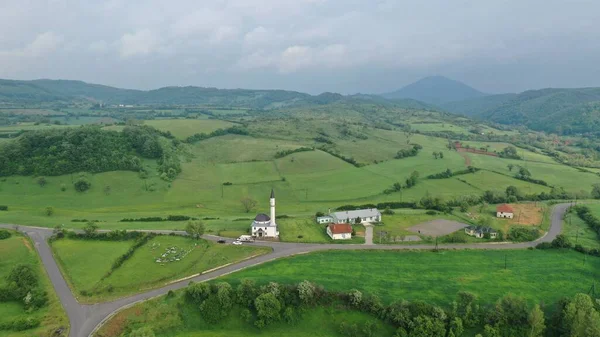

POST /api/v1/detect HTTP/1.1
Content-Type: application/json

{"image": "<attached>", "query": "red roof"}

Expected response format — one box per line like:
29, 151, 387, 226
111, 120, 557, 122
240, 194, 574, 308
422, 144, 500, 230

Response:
328, 223, 353, 234
497, 204, 514, 213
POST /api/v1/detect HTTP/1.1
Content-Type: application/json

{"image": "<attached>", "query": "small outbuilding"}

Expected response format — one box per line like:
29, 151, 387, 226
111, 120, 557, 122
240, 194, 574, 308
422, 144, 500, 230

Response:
317, 215, 334, 224
496, 204, 514, 219
465, 225, 498, 239
327, 223, 353, 240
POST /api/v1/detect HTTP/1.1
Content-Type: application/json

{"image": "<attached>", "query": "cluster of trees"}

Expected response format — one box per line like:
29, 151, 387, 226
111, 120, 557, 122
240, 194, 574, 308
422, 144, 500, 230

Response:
0, 125, 180, 178
498, 146, 522, 159
395, 144, 423, 159
0, 229, 10, 240
432, 151, 445, 159
427, 167, 479, 179
382, 171, 420, 195
0, 264, 48, 326
184, 126, 249, 144
274, 147, 314, 159
175, 279, 600, 337
513, 166, 549, 186
314, 136, 334, 144
319, 147, 361, 167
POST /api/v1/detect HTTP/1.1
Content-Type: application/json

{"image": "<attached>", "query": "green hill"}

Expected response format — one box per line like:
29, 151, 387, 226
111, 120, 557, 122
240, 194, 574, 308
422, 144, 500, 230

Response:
0, 78, 347, 109
442, 87, 600, 134
381, 76, 487, 105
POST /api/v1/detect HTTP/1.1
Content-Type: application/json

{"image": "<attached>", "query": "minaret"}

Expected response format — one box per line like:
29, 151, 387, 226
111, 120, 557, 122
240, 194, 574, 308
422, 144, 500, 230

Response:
270, 189, 276, 226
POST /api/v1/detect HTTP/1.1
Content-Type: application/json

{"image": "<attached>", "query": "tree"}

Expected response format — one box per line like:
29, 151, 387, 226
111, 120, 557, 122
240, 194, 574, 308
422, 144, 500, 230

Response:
348, 289, 363, 307
507, 164, 514, 172
355, 217, 362, 225
44, 206, 54, 216
562, 294, 600, 337
185, 221, 205, 240
448, 317, 464, 337
409, 315, 446, 337
103, 185, 111, 195
591, 184, 600, 199
37, 177, 47, 187
254, 292, 281, 328
236, 279, 257, 307
517, 167, 531, 179
438, 152, 444, 159
551, 234, 572, 248
528, 304, 545, 337
506, 186, 521, 199
405, 171, 420, 188
7, 264, 38, 298
83, 222, 98, 237
74, 177, 91, 192
433, 152, 439, 159
129, 327, 156, 337
297, 280, 316, 306
240, 197, 257, 213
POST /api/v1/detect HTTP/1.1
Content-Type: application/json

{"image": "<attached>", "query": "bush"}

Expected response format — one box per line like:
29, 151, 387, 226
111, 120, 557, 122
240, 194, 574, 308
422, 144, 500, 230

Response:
0, 205, 7, 211
0, 230, 11, 240
44, 206, 54, 216
551, 234, 572, 249
425, 210, 437, 215
508, 227, 542, 242
74, 177, 91, 192
535, 242, 552, 250
0, 317, 41, 331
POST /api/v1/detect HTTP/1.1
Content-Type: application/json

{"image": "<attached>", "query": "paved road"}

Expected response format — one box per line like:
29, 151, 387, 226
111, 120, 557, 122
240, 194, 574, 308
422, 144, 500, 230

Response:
0, 202, 572, 337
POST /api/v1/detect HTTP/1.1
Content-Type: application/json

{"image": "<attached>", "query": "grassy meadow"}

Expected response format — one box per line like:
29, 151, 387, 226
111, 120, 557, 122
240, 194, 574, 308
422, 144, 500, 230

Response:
0, 231, 69, 337
222, 249, 599, 306
51, 235, 271, 302
0, 113, 597, 242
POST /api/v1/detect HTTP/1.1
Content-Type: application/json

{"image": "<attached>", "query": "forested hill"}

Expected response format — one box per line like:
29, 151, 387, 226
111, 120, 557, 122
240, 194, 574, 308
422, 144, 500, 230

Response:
381, 76, 487, 105
0, 79, 346, 109
441, 87, 600, 134
0, 126, 181, 177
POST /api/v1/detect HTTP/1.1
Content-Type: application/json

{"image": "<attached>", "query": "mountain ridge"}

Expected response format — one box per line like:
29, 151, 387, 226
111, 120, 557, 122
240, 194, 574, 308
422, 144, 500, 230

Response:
380, 75, 487, 105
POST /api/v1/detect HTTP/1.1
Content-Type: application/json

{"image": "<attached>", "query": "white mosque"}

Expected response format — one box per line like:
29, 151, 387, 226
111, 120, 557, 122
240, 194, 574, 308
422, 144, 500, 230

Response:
250, 189, 279, 238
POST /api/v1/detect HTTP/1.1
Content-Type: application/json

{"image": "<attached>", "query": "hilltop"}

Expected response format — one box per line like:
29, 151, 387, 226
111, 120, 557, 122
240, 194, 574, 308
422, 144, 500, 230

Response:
381, 76, 487, 105
442, 87, 600, 134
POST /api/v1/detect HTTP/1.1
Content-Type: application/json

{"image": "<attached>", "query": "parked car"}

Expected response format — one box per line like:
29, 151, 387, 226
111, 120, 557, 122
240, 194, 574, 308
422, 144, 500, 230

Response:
232, 240, 242, 245
217, 239, 226, 244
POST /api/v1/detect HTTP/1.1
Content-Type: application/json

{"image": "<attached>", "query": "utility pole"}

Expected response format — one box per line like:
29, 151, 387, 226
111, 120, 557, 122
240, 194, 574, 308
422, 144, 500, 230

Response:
221, 184, 224, 198
504, 254, 507, 270
434, 236, 439, 252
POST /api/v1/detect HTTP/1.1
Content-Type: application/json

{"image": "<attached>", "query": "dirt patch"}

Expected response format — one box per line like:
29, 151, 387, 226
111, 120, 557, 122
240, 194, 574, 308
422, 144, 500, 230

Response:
508, 203, 543, 226
407, 220, 469, 237
458, 152, 472, 166
22, 238, 33, 252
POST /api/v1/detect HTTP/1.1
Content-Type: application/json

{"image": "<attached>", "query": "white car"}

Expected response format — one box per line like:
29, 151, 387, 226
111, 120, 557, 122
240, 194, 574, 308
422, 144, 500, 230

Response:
232, 240, 242, 245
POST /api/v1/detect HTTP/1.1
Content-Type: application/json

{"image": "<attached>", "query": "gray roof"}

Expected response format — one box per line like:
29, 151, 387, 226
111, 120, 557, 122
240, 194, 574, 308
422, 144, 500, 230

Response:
332, 209, 381, 220
254, 213, 270, 222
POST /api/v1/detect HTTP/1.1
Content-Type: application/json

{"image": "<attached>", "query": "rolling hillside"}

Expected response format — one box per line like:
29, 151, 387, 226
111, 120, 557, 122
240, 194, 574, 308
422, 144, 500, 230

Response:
442, 87, 600, 134
381, 76, 487, 105
0, 78, 341, 109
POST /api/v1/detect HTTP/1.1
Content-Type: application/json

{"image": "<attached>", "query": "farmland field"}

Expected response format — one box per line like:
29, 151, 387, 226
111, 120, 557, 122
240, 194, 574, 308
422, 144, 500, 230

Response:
144, 119, 235, 139
0, 231, 68, 337
51, 235, 271, 302
222, 249, 600, 305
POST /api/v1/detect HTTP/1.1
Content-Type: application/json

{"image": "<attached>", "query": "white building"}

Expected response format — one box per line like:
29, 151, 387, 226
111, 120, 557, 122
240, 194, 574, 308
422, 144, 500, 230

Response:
496, 204, 514, 219
327, 223, 353, 240
251, 189, 279, 238
317, 216, 333, 224
331, 209, 381, 224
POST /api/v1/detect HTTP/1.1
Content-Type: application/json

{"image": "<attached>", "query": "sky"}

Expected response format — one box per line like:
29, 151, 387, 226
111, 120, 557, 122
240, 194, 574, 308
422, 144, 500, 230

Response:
1, 0, 599, 95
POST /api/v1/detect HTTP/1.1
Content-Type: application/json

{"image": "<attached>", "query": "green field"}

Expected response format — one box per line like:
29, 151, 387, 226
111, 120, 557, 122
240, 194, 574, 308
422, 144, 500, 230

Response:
51, 235, 270, 302
0, 231, 68, 337
95, 295, 394, 337
563, 210, 600, 250
144, 119, 235, 139
222, 249, 599, 306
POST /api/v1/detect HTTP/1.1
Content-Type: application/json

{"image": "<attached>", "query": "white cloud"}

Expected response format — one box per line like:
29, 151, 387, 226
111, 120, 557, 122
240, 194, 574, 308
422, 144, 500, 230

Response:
119, 30, 160, 58
89, 40, 109, 53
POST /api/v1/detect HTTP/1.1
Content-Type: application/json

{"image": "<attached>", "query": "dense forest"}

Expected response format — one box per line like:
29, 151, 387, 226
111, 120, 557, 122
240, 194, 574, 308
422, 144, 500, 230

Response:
0, 125, 180, 177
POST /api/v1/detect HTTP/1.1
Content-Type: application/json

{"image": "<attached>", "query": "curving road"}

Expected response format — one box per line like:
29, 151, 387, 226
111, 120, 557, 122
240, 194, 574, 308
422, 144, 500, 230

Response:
0, 202, 572, 337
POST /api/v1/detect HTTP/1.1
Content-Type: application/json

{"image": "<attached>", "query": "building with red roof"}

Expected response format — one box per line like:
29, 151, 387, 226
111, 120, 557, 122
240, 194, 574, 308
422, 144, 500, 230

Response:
496, 204, 514, 219
327, 223, 353, 240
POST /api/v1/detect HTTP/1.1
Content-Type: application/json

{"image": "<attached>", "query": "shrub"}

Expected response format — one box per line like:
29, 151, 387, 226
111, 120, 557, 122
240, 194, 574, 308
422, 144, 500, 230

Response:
551, 234, 572, 249
425, 210, 437, 215
535, 242, 552, 250
44, 206, 54, 216
508, 227, 542, 242
0, 229, 11, 240
74, 177, 91, 192
0, 205, 7, 211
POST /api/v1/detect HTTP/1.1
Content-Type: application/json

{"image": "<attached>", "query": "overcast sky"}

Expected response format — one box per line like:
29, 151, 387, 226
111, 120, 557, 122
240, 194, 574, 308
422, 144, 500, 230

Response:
1, 0, 599, 94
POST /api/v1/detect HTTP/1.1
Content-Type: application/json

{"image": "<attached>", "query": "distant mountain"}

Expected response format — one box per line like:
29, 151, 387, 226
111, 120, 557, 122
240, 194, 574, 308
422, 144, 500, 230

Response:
0, 79, 345, 109
381, 76, 487, 105
442, 87, 600, 134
